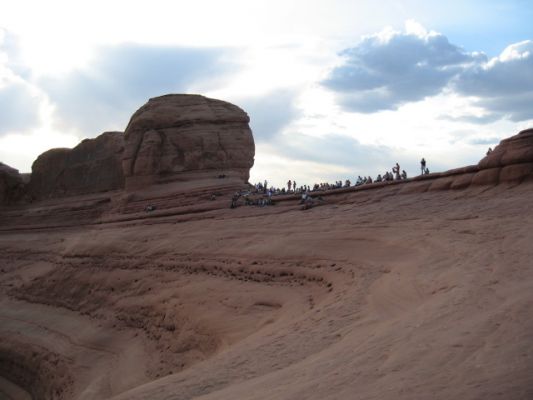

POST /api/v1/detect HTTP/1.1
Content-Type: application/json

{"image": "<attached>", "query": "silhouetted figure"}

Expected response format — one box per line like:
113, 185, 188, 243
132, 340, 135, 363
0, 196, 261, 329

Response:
287, 180, 292, 192
420, 158, 426, 175
393, 163, 400, 180
401, 170, 407, 179
486, 147, 493, 156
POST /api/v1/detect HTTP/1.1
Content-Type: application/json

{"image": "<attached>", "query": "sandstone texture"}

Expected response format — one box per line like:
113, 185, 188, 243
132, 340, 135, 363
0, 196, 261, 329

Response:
122, 94, 255, 188
0, 162, 26, 205
28, 132, 124, 200
1, 128, 533, 400
479, 128, 533, 169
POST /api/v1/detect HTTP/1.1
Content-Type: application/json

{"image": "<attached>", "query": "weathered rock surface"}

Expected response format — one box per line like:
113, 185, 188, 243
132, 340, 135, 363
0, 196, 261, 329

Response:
0, 163, 26, 205
479, 128, 533, 169
28, 132, 124, 199
122, 94, 255, 188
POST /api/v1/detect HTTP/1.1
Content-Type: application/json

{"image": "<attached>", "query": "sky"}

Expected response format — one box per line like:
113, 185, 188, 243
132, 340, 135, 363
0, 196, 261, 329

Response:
1, 0, 532, 187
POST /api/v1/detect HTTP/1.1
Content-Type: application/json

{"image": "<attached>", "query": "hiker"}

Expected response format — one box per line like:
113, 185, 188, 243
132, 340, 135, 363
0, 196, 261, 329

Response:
424, 167, 430, 175
230, 193, 240, 209
486, 147, 493, 156
401, 170, 407, 179
287, 180, 292, 192
420, 158, 426, 174
293, 181, 296, 191
392, 163, 400, 180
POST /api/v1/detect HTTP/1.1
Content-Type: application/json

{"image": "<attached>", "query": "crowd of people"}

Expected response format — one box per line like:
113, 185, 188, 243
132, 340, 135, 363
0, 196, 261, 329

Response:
232, 158, 430, 209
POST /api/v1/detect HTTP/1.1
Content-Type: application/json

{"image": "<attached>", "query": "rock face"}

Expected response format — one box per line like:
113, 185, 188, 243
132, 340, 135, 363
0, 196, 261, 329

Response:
479, 128, 533, 169
122, 94, 255, 188
0, 162, 26, 205
28, 132, 125, 199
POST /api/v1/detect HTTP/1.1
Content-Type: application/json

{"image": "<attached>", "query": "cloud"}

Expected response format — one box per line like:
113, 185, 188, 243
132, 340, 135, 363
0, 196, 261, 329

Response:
322, 22, 533, 123
238, 89, 301, 142
39, 44, 236, 136
467, 137, 501, 146
322, 22, 483, 113
453, 40, 533, 121
0, 81, 41, 135
273, 132, 398, 173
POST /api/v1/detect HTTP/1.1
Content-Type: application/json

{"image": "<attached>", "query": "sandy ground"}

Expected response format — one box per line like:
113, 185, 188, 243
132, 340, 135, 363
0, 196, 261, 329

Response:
0, 180, 532, 399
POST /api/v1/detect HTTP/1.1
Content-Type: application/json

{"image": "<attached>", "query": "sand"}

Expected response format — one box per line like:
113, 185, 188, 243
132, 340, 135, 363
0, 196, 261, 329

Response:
1, 179, 532, 399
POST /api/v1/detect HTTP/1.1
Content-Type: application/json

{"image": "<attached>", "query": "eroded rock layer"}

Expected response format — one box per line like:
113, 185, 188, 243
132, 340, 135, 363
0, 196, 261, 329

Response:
122, 94, 255, 188
28, 132, 125, 200
0, 163, 26, 205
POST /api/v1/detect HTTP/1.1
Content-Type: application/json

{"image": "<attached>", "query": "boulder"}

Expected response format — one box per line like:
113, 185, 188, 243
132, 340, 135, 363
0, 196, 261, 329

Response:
122, 94, 255, 189
0, 162, 26, 205
28, 132, 124, 199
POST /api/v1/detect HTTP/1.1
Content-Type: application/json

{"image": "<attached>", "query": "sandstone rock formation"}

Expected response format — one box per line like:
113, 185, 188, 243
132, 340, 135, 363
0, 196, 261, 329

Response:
122, 94, 255, 188
0, 162, 26, 205
28, 131, 124, 200
475, 127, 533, 185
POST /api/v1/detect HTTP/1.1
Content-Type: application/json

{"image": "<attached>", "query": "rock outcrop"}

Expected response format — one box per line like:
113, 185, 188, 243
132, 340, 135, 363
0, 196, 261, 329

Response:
404, 128, 533, 193
475, 128, 533, 185
28, 132, 124, 200
122, 94, 255, 189
0, 163, 26, 205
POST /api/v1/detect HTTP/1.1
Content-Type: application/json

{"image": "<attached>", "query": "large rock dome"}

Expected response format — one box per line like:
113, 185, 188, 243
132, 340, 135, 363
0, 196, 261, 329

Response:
122, 94, 255, 188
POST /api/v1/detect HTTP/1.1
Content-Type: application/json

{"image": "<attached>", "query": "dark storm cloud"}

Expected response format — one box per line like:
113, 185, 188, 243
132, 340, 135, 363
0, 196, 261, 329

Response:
323, 29, 483, 113
0, 82, 40, 135
39, 44, 235, 135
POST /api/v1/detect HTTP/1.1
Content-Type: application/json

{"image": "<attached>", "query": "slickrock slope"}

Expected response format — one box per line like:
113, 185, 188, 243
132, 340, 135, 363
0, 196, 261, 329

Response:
1, 126, 532, 400
122, 94, 255, 189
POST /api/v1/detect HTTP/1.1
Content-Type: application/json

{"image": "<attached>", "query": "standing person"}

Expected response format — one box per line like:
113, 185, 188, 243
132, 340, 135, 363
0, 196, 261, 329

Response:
420, 158, 426, 174
293, 181, 296, 192
287, 180, 292, 192
393, 163, 400, 180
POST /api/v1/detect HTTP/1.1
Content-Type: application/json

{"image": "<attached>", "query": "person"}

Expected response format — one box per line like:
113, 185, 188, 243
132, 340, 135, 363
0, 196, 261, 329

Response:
293, 181, 296, 191
424, 167, 430, 175
287, 180, 292, 192
231, 192, 241, 208
376, 174, 382, 182
401, 170, 407, 179
486, 147, 493, 156
392, 163, 400, 180
420, 158, 426, 174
